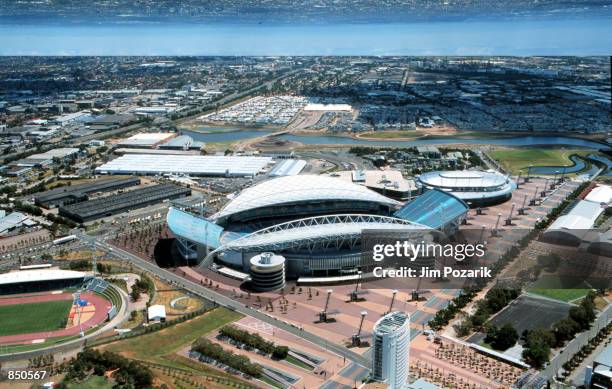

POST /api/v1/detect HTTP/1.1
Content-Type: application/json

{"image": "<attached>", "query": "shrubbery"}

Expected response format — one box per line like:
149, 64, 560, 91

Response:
219, 325, 289, 359
191, 337, 262, 377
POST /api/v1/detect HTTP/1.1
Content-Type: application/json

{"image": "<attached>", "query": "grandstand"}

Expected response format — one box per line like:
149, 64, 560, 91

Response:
84, 277, 122, 320
0, 269, 87, 295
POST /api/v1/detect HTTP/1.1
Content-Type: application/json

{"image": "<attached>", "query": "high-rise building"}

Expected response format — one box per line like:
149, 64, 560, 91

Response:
372, 311, 411, 389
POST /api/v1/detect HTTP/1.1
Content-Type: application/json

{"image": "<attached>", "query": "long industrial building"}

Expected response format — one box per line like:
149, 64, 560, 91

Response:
60, 183, 190, 223
167, 175, 469, 279
34, 177, 141, 208
95, 154, 272, 177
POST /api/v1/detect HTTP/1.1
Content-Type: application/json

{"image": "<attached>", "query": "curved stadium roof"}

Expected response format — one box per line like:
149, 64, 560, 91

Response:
211, 214, 428, 253
418, 170, 509, 190
167, 207, 224, 249
212, 175, 400, 223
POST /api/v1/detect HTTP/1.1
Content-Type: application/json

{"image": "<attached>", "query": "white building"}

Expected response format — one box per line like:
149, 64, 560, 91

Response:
372, 311, 411, 389
147, 304, 166, 322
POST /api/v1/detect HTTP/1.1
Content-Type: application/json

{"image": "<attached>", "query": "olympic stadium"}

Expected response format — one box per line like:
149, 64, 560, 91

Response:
416, 170, 516, 206
167, 174, 471, 282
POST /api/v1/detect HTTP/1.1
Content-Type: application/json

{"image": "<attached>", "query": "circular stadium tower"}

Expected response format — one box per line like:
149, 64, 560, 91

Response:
417, 170, 515, 206
249, 252, 286, 292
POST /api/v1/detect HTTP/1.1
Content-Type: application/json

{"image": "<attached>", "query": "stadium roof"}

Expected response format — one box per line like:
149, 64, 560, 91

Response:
213, 175, 400, 222
0, 269, 87, 285
418, 170, 509, 189
166, 207, 224, 248
214, 214, 426, 252
394, 189, 468, 229
95, 154, 272, 177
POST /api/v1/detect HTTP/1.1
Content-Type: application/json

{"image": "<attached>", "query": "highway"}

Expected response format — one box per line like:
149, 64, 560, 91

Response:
76, 231, 371, 369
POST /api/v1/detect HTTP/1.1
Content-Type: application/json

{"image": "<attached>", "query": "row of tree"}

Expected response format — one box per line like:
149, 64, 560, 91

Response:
219, 325, 289, 359
191, 337, 263, 378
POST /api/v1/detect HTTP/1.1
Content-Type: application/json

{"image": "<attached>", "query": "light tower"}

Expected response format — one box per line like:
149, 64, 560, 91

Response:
372, 311, 410, 389
351, 311, 369, 347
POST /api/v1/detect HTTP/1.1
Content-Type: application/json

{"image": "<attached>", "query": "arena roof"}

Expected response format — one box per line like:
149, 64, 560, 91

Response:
394, 189, 468, 229
418, 170, 509, 189
213, 214, 427, 252
95, 154, 272, 177
166, 207, 224, 248
585, 185, 612, 204
0, 269, 87, 285
213, 175, 400, 222
548, 200, 604, 230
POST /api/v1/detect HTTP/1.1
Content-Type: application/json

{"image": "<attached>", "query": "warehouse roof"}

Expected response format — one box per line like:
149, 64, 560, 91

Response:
95, 154, 272, 177
585, 185, 612, 204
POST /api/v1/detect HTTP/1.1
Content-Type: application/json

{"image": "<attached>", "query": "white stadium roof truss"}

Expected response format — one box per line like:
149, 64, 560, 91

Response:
200, 214, 427, 267
212, 175, 400, 222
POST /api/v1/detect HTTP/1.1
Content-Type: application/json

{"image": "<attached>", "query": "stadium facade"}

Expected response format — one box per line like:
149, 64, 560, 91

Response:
167, 175, 470, 280
416, 170, 515, 206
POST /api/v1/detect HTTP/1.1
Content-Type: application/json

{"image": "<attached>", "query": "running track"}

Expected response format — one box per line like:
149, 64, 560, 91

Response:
0, 292, 110, 345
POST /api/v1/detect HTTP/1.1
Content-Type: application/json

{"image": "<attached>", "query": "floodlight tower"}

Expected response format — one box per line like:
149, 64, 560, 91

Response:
351, 311, 368, 347
386, 290, 398, 315
318, 289, 334, 322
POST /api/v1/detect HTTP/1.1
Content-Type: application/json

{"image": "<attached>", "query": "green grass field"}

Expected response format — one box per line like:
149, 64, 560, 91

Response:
527, 276, 592, 302
103, 307, 241, 364
488, 148, 589, 174
528, 289, 590, 303
101, 307, 245, 386
68, 375, 113, 389
0, 300, 73, 336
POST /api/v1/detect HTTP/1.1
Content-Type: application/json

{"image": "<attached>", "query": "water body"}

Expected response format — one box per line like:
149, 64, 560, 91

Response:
1, 18, 611, 55
528, 155, 587, 175
183, 129, 609, 149
185, 129, 270, 143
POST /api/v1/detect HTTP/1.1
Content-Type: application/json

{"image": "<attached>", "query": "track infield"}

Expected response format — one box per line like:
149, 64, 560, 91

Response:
0, 300, 73, 336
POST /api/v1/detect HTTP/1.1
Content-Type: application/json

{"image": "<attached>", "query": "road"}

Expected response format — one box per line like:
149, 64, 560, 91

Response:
76, 231, 371, 369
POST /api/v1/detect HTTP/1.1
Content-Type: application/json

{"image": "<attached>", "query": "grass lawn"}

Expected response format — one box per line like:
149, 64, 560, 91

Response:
488, 148, 588, 174
528, 288, 591, 303
68, 375, 113, 389
104, 307, 241, 359
100, 308, 248, 387
285, 354, 314, 371
0, 300, 73, 336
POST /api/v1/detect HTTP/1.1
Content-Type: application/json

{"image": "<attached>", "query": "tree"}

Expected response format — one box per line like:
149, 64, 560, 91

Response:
485, 323, 518, 351
130, 288, 141, 302
553, 317, 580, 345
522, 329, 553, 369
